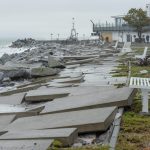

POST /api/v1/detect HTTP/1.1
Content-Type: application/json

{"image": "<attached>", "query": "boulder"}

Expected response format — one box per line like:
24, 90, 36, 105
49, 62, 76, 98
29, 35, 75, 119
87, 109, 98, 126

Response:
10, 38, 36, 48
3, 69, 30, 80
48, 55, 65, 68
0, 53, 11, 64
0, 72, 4, 81
31, 67, 60, 77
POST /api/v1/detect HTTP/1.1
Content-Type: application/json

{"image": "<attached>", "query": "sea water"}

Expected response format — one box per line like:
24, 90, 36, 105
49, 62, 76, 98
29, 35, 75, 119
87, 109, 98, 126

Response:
0, 39, 26, 57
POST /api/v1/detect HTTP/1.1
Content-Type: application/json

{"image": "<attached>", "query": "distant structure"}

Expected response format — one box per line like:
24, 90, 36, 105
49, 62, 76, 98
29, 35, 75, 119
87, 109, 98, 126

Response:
69, 18, 78, 41
91, 4, 150, 43
146, 4, 150, 17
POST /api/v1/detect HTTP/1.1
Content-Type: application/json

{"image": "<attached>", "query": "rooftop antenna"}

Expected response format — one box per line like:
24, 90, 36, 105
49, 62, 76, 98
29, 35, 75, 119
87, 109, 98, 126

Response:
70, 18, 77, 40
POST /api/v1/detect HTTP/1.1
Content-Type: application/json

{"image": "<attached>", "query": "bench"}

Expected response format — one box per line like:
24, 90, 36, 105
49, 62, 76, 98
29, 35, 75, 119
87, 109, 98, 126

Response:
129, 77, 150, 114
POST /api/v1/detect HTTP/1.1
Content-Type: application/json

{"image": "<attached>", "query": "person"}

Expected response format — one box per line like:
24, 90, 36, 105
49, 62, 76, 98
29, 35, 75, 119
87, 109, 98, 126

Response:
146, 35, 149, 43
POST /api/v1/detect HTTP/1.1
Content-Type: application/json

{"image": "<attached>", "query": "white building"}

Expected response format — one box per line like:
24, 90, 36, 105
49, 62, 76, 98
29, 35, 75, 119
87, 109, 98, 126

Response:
92, 4, 150, 43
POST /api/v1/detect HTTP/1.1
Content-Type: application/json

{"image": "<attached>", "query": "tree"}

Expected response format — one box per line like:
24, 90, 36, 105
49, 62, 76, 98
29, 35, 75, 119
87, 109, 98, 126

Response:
124, 8, 150, 42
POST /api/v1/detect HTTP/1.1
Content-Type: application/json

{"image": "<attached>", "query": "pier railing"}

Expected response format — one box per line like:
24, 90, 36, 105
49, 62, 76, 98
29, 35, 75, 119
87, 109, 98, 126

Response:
93, 24, 150, 32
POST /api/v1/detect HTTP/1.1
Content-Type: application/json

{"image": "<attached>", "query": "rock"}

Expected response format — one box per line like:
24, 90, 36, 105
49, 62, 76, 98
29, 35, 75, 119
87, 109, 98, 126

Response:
10, 38, 36, 48
2, 77, 11, 82
0, 72, 4, 81
3, 69, 30, 80
0, 53, 11, 64
48, 55, 65, 68
72, 143, 83, 148
31, 67, 60, 77
140, 70, 148, 74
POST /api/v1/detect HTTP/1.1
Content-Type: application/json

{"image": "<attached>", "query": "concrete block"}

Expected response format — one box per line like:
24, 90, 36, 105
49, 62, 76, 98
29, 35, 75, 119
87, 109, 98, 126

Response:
0, 115, 15, 130
0, 128, 77, 146
40, 87, 135, 114
4, 107, 117, 133
25, 89, 70, 102
0, 139, 53, 150
0, 93, 25, 105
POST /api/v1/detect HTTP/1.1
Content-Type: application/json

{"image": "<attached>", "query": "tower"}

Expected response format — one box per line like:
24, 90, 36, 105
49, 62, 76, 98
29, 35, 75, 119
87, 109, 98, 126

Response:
146, 4, 150, 17
70, 18, 78, 41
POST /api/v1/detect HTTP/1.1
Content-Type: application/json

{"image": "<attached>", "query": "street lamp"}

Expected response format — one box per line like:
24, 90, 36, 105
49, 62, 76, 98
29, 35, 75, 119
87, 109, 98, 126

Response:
50, 33, 53, 40
57, 34, 60, 40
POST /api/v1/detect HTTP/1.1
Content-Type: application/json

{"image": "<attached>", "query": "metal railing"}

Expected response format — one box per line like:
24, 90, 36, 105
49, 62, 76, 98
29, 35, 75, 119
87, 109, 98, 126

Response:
93, 24, 150, 32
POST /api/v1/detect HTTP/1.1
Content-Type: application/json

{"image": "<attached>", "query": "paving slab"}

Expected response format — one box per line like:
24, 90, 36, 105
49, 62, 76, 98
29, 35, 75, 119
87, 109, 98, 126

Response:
40, 87, 136, 115
0, 139, 53, 150
66, 64, 80, 69
25, 83, 114, 101
58, 72, 83, 78
0, 128, 77, 146
0, 93, 25, 105
0, 115, 15, 130
52, 76, 84, 83
0, 84, 41, 96
25, 86, 115, 102
47, 83, 78, 88
4, 107, 117, 133
25, 89, 70, 102
66, 57, 97, 65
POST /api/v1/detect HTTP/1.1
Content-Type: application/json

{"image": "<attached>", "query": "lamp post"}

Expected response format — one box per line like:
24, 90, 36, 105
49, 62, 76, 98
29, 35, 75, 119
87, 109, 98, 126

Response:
57, 34, 60, 40
51, 33, 53, 41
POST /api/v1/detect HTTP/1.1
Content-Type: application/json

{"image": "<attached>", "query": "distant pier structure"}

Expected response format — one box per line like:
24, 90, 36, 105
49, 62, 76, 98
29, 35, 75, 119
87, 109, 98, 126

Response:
69, 18, 78, 41
146, 4, 150, 17
91, 4, 150, 43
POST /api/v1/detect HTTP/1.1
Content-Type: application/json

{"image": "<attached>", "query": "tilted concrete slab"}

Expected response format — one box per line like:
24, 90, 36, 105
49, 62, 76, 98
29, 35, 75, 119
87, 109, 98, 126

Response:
25, 86, 115, 102
0, 128, 77, 146
66, 64, 80, 69
47, 83, 78, 88
0, 93, 25, 105
53, 55, 99, 60
65, 57, 97, 65
0, 84, 41, 96
26, 86, 116, 102
25, 89, 70, 102
4, 107, 117, 133
0, 139, 53, 150
58, 72, 83, 78
52, 76, 84, 83
40, 87, 136, 115
0, 115, 15, 130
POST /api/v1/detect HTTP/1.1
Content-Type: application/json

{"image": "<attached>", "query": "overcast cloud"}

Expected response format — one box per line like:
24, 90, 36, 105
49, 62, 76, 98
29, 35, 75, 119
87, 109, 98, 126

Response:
0, 0, 149, 40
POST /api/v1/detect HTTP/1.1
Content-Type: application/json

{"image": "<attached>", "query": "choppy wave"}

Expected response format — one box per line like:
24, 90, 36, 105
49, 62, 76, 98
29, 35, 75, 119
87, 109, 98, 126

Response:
0, 41, 26, 57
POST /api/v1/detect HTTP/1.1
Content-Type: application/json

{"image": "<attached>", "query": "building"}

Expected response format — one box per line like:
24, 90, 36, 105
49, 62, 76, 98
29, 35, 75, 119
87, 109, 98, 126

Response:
92, 4, 150, 43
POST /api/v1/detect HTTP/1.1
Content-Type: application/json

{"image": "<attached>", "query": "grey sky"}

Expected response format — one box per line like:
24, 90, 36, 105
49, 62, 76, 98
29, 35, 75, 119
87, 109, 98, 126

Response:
0, 0, 149, 40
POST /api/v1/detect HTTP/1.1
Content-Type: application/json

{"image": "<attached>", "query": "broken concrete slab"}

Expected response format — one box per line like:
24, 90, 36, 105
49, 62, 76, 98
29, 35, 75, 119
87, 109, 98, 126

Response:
0, 84, 41, 96
0, 104, 44, 118
66, 64, 80, 69
40, 87, 136, 114
25, 89, 70, 102
0, 139, 53, 150
53, 55, 99, 60
31, 67, 60, 77
51, 76, 84, 83
0, 128, 77, 146
25, 86, 115, 102
4, 107, 117, 133
47, 83, 78, 88
0, 115, 15, 130
58, 72, 83, 78
48, 55, 65, 68
0, 93, 25, 105
65, 57, 97, 65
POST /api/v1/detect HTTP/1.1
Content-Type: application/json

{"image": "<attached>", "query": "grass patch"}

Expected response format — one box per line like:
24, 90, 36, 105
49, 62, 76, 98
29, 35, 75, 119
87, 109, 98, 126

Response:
114, 48, 150, 150
47, 145, 109, 150
111, 63, 128, 77
63, 145, 109, 150
130, 64, 150, 77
